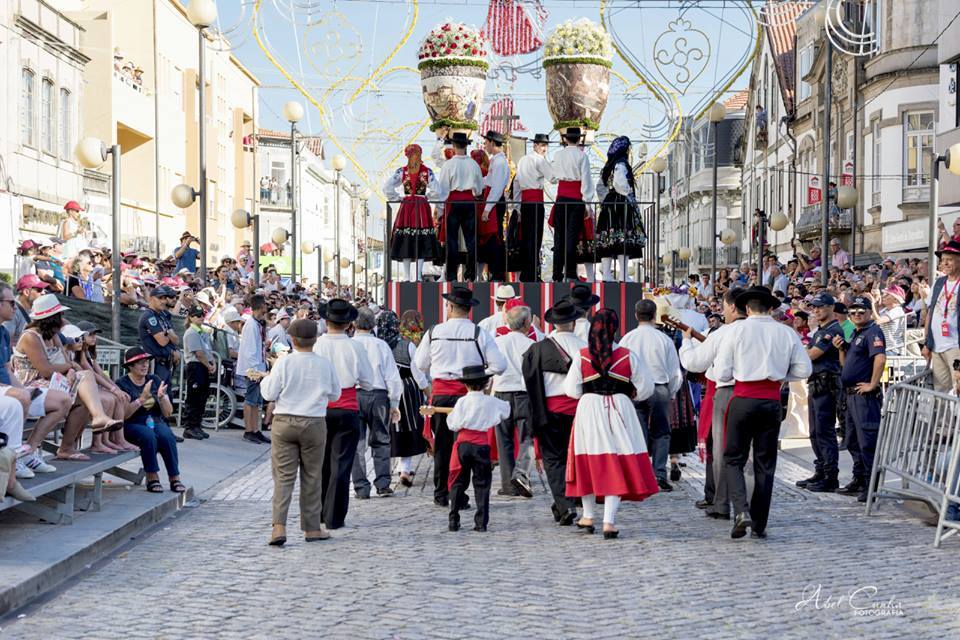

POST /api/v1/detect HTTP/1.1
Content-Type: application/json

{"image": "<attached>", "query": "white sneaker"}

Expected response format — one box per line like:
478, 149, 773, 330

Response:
26, 450, 56, 474
15, 458, 35, 479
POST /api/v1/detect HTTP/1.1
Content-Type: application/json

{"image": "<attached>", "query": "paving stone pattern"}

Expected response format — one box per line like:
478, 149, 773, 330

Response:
4, 453, 958, 639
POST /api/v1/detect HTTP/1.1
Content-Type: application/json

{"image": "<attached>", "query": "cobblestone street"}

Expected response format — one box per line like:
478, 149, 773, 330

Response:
3, 453, 959, 639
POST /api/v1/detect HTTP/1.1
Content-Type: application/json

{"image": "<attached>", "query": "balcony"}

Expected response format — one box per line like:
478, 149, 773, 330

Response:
795, 206, 853, 240
696, 245, 740, 267
113, 74, 154, 145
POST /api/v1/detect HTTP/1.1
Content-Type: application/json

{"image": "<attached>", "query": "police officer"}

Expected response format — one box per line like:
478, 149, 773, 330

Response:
833, 295, 886, 502
797, 293, 843, 493
139, 285, 180, 386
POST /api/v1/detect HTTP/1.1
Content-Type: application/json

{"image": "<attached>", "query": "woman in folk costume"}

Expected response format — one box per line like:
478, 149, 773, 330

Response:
471, 148, 500, 281
380, 310, 429, 487
563, 308, 659, 539
384, 144, 443, 282
596, 136, 646, 282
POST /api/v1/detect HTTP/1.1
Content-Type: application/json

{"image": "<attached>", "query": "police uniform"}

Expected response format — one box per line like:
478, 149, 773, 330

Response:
138, 286, 178, 386
801, 294, 844, 492
838, 297, 885, 501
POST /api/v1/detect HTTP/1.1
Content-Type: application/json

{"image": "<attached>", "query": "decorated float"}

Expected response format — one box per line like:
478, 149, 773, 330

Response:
418, 22, 489, 137
542, 18, 612, 142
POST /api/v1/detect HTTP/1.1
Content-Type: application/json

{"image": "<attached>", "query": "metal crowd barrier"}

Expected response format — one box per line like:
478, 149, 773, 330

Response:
866, 369, 960, 547
93, 337, 129, 381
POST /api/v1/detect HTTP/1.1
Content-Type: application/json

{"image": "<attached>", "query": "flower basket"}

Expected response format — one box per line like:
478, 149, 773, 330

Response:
418, 22, 489, 136
542, 19, 612, 140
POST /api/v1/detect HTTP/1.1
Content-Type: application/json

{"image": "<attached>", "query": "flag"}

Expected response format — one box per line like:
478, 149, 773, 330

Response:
481, 0, 549, 57
480, 97, 529, 135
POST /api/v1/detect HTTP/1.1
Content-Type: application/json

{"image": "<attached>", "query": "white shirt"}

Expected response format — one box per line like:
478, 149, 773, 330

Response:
543, 331, 587, 398
563, 342, 655, 402
680, 320, 738, 388
597, 163, 632, 200
353, 332, 404, 408
267, 323, 290, 350
447, 391, 511, 433
313, 333, 376, 393
677, 308, 709, 335
619, 324, 683, 395
236, 316, 266, 374
382, 165, 444, 202
483, 152, 510, 214
437, 155, 483, 196
492, 331, 535, 392
260, 351, 341, 417
713, 315, 813, 383
772, 273, 790, 295
478, 309, 506, 337
511, 152, 553, 196
402, 341, 430, 390
550, 145, 595, 203
927, 277, 960, 353
574, 316, 590, 343
414, 317, 507, 381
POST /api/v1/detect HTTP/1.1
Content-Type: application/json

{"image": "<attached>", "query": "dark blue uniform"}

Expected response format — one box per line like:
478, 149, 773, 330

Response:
841, 321, 885, 483
139, 308, 177, 385
807, 320, 844, 478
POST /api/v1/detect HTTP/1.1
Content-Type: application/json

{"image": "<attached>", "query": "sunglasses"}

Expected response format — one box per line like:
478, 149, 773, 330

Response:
849, 309, 868, 315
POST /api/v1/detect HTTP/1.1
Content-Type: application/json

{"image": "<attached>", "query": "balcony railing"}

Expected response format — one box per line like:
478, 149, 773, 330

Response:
696, 245, 740, 267
795, 205, 853, 239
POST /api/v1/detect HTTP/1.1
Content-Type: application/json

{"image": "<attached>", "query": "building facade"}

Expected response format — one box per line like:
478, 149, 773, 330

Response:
936, 0, 960, 221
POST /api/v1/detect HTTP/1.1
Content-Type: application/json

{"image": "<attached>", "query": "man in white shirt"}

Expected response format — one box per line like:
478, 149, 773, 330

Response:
478, 284, 516, 337
511, 133, 553, 281
313, 299, 376, 529
236, 294, 271, 444
267, 309, 291, 351
924, 241, 960, 392
492, 304, 536, 498
481, 130, 510, 281
436, 132, 484, 282
350, 308, 403, 499
550, 128, 595, 281
620, 300, 683, 491
414, 285, 507, 507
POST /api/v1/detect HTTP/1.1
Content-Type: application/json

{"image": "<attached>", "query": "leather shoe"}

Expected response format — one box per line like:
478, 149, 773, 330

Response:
183, 427, 206, 440
857, 489, 869, 503
731, 512, 752, 539
448, 522, 460, 532
268, 524, 286, 546
706, 511, 730, 520
355, 491, 371, 500
835, 478, 866, 495
558, 509, 578, 526
376, 487, 394, 497
434, 496, 449, 507
551, 503, 561, 522
511, 476, 533, 498
796, 472, 823, 488
806, 477, 839, 493
473, 525, 487, 532
657, 478, 673, 492
305, 526, 331, 541
750, 530, 767, 539
695, 499, 713, 510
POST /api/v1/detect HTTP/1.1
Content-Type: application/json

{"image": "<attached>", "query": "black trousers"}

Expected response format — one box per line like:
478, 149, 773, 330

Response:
552, 198, 584, 281
809, 387, 840, 476
538, 412, 576, 514
449, 441, 492, 530
184, 362, 211, 429
487, 198, 507, 282
431, 394, 461, 503
519, 200, 544, 282
723, 397, 781, 534
703, 431, 716, 503
445, 200, 477, 282
321, 408, 361, 529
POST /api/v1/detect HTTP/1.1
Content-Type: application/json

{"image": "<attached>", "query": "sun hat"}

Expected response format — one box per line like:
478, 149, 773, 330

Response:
30, 294, 69, 320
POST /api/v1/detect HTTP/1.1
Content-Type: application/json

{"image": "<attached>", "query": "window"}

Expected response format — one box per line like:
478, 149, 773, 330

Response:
798, 46, 813, 102
59, 89, 71, 159
871, 119, 881, 195
845, 131, 854, 161
865, 0, 883, 55
903, 111, 934, 187
20, 69, 35, 147
41, 79, 54, 154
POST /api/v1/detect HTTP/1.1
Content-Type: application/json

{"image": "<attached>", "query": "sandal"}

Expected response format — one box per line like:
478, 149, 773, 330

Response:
91, 419, 124, 435
56, 451, 91, 462
146, 479, 163, 493
170, 480, 186, 494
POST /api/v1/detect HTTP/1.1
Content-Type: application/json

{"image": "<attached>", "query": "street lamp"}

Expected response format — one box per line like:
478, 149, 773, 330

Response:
678, 246, 691, 282
332, 154, 347, 287
76, 137, 122, 343
650, 155, 667, 287
928, 146, 960, 280
231, 208, 260, 286
186, 0, 217, 283
283, 101, 303, 286
301, 240, 322, 285
663, 250, 674, 286
708, 101, 726, 289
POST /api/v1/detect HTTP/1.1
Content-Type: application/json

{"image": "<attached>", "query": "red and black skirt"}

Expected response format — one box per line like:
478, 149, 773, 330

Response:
391, 195, 441, 261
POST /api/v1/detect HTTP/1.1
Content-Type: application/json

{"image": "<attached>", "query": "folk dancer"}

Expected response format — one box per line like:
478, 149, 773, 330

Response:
351, 308, 403, 499
436, 133, 484, 282
713, 287, 812, 539
313, 299, 376, 529
480, 130, 510, 282
510, 133, 553, 281
563, 282, 598, 343
797, 293, 844, 493
596, 136, 646, 282
384, 310, 429, 487
834, 295, 885, 503
414, 284, 506, 507
521, 300, 586, 525
620, 300, 683, 492
446, 365, 510, 532
384, 144, 444, 282
564, 308, 659, 539
491, 301, 537, 498
549, 128, 595, 282
478, 284, 517, 336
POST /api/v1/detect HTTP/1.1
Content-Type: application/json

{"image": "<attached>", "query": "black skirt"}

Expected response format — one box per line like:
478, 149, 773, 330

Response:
669, 379, 698, 455
390, 373, 427, 458
596, 191, 646, 259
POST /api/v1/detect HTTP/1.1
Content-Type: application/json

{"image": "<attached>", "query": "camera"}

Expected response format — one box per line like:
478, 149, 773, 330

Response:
953, 359, 960, 373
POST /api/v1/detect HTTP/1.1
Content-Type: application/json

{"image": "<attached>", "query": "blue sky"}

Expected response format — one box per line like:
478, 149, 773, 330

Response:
209, 0, 757, 206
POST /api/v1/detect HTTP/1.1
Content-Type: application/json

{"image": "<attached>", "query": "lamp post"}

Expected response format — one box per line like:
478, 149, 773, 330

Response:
664, 251, 675, 286
766, 211, 789, 259
283, 101, 304, 286
929, 147, 960, 280
678, 246, 691, 284
650, 156, 667, 287
718, 228, 738, 274
76, 137, 122, 343
300, 241, 322, 286
231, 208, 260, 286
835, 186, 857, 267
332, 155, 347, 287
186, 0, 217, 283
708, 102, 726, 289
271, 227, 290, 282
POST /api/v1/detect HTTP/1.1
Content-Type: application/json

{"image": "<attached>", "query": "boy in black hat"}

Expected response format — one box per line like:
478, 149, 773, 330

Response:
445, 365, 510, 532
511, 134, 553, 281
436, 133, 483, 282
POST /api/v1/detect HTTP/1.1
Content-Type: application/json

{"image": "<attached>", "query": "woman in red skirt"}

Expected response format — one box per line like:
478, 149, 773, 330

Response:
384, 144, 442, 281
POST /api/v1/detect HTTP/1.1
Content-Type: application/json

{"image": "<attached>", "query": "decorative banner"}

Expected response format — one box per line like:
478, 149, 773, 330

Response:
480, 97, 529, 135
841, 160, 854, 187
653, 18, 710, 96
481, 0, 548, 57
807, 175, 823, 206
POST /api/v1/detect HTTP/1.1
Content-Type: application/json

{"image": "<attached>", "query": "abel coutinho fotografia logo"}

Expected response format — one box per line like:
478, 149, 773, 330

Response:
795, 584, 904, 617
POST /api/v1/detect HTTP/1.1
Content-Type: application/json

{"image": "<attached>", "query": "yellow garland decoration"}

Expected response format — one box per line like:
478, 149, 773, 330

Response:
348, 1, 420, 104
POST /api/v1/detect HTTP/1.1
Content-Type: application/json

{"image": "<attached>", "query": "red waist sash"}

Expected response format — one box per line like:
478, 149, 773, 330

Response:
448, 190, 475, 202
328, 387, 359, 411
520, 189, 544, 203
421, 378, 470, 448
557, 180, 583, 200
733, 380, 781, 401
448, 428, 494, 490
697, 379, 716, 444
546, 395, 578, 416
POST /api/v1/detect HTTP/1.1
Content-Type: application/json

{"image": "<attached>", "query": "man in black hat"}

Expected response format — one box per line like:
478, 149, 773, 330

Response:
521, 299, 585, 525
713, 286, 812, 539
138, 285, 180, 387
437, 133, 484, 282
312, 298, 376, 529
414, 284, 506, 506
797, 292, 844, 493
563, 282, 599, 342
924, 239, 960, 392
481, 130, 510, 281
550, 128, 595, 281
511, 134, 553, 281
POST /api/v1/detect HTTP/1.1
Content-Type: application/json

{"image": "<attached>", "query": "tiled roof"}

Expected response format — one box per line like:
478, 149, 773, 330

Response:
765, 0, 804, 113
256, 128, 324, 159
724, 89, 750, 111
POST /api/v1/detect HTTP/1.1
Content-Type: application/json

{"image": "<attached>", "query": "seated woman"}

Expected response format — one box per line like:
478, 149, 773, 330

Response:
11, 295, 123, 462
115, 347, 184, 493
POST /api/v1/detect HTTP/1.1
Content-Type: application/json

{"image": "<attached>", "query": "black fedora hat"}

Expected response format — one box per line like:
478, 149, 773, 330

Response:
562, 127, 583, 142
321, 298, 359, 323
544, 299, 582, 325
734, 286, 781, 313
442, 284, 479, 307
532, 133, 550, 144
482, 130, 505, 145
458, 364, 492, 383
450, 132, 470, 146
936, 239, 960, 258
567, 283, 600, 310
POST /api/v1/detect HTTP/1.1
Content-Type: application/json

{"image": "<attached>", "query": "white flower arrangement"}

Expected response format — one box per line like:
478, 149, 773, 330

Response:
542, 18, 613, 67
418, 21, 488, 69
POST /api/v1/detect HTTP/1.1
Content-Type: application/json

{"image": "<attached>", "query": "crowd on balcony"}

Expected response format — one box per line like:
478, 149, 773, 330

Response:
112, 48, 144, 91
259, 176, 292, 206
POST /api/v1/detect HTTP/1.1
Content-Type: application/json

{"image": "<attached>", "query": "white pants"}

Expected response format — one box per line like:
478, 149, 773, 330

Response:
0, 395, 25, 451
402, 259, 425, 282
399, 457, 414, 474
601, 255, 628, 282
581, 493, 621, 525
